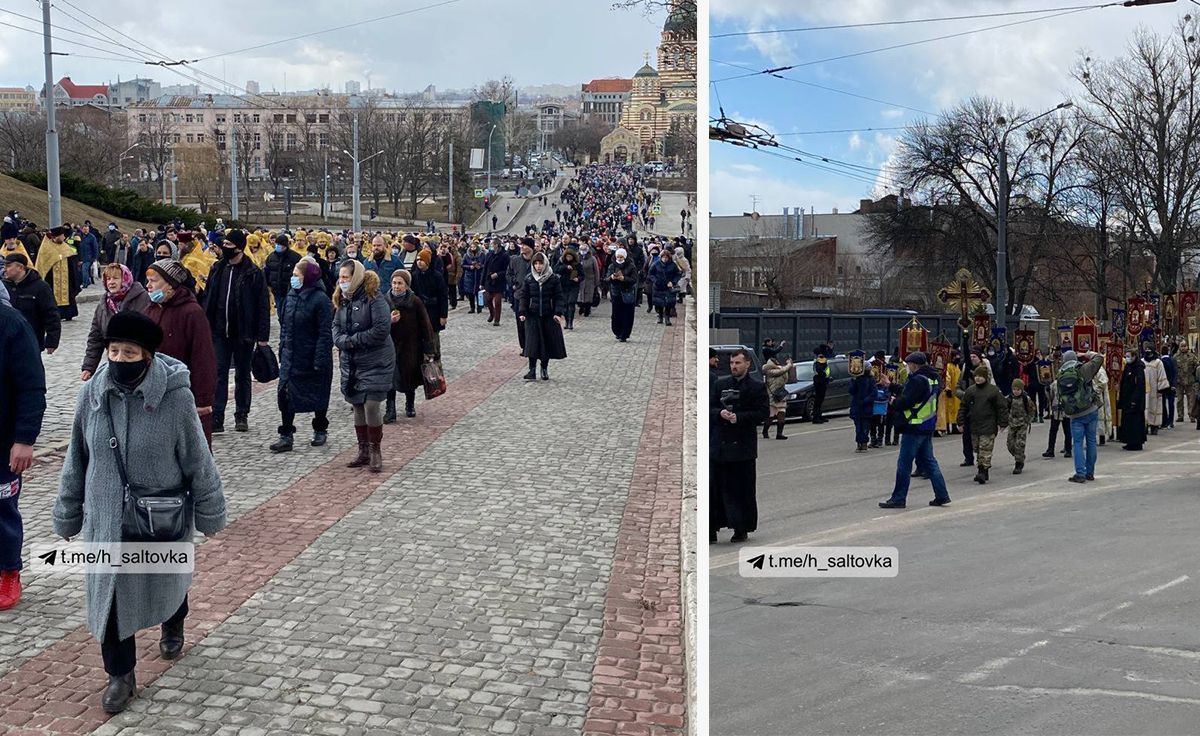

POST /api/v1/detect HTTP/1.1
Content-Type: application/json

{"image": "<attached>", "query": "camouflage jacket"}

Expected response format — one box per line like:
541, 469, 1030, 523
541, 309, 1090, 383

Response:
1006, 392, 1036, 430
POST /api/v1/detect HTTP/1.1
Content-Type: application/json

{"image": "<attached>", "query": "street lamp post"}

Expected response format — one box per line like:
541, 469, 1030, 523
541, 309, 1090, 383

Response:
995, 101, 1073, 321
486, 124, 497, 198
341, 143, 385, 233
117, 141, 140, 187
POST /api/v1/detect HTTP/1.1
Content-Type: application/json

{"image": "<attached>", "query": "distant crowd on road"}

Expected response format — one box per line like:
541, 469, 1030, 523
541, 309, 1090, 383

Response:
710, 335, 1198, 543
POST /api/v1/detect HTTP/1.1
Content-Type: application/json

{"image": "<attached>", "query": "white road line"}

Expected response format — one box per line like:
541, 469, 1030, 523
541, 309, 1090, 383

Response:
967, 684, 1200, 705
759, 456, 860, 477
959, 640, 1048, 684
1142, 575, 1189, 597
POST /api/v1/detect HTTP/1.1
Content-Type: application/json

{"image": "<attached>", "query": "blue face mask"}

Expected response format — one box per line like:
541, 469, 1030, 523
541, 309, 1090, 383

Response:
290, 275, 303, 290
148, 289, 166, 304
339, 282, 352, 294
391, 248, 400, 257
275, 244, 285, 253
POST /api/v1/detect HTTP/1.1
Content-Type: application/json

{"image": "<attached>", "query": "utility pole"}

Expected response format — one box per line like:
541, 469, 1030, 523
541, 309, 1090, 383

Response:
231, 127, 239, 221
448, 142, 454, 225
352, 115, 360, 232
41, 0, 61, 227
322, 152, 328, 220
170, 147, 176, 206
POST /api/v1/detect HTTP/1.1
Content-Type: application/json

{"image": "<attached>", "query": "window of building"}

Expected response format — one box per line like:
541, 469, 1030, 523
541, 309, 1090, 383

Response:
318, 113, 329, 123
197, 133, 205, 143
186, 133, 194, 143
217, 131, 226, 149
233, 113, 241, 122
286, 132, 297, 150
252, 114, 260, 123
173, 133, 181, 143
319, 132, 329, 148
253, 157, 261, 175
254, 132, 261, 150
286, 114, 296, 123
138, 114, 146, 122
216, 114, 226, 123
273, 113, 284, 123
185, 114, 194, 123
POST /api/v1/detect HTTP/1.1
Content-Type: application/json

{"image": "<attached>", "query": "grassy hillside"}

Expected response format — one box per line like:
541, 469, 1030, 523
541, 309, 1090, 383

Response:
0, 173, 152, 231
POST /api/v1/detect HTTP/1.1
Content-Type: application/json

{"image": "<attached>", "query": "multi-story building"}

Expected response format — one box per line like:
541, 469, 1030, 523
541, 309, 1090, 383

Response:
535, 103, 577, 153
0, 87, 37, 113
161, 84, 201, 96
246, 80, 261, 95
109, 78, 161, 107
127, 93, 472, 182
41, 77, 109, 108
580, 79, 631, 128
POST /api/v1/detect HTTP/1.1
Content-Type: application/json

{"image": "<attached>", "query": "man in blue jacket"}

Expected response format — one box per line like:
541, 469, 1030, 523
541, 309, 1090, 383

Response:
0, 301, 46, 609
879, 352, 951, 508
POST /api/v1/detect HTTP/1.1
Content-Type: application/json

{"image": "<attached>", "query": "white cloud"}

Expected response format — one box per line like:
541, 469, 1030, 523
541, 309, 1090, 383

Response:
848, 132, 863, 150
728, 163, 763, 174
881, 108, 905, 119
710, 160, 870, 216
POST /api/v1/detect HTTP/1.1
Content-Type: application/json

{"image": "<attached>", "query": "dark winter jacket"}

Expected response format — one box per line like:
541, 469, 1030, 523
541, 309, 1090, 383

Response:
956, 380, 1009, 436
0, 304, 46, 485
3, 269, 61, 351
606, 258, 638, 302
278, 285, 334, 414
203, 256, 270, 343
128, 243, 157, 285
711, 373, 770, 463
101, 229, 122, 264
506, 254, 533, 303
848, 374, 876, 419
146, 287, 217, 410
363, 252, 403, 286
554, 255, 584, 301
483, 249, 510, 294
264, 248, 303, 306
332, 288, 395, 398
82, 281, 151, 373
648, 258, 681, 308
386, 289, 435, 393
520, 272, 566, 318
411, 266, 449, 332
77, 230, 99, 263
460, 249, 486, 295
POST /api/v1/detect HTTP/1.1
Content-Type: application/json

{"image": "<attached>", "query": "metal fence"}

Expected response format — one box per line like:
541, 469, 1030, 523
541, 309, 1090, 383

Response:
710, 309, 1034, 354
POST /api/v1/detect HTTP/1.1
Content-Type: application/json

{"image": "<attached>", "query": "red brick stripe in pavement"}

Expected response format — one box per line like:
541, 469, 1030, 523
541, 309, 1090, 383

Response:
584, 309, 687, 736
0, 344, 523, 736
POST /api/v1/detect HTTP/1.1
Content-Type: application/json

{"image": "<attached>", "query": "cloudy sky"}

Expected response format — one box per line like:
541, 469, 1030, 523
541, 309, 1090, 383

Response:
0, 0, 665, 94
709, 0, 1186, 216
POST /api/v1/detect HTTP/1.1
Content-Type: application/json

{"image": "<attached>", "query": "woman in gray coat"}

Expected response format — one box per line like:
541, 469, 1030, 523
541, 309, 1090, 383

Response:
53, 311, 226, 714
576, 244, 599, 317
332, 260, 394, 473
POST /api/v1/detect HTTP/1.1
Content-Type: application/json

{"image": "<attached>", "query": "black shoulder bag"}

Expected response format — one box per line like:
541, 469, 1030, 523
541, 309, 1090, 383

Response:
106, 395, 193, 543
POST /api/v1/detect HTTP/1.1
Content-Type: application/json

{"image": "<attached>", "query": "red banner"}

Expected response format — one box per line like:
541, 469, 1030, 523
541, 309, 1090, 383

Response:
899, 317, 929, 357
1073, 314, 1098, 353
1014, 329, 1036, 363
929, 337, 953, 384
1105, 340, 1125, 388
1127, 296, 1152, 338
972, 313, 991, 347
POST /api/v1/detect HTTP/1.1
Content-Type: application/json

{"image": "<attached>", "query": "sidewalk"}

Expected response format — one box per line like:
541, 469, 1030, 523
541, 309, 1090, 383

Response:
1, 296, 691, 736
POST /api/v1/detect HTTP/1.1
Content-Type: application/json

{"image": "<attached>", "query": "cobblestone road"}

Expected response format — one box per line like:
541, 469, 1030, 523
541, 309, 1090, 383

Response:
0, 284, 692, 735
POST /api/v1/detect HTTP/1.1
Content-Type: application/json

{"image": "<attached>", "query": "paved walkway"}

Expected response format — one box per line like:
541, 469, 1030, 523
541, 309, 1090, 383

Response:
1, 284, 691, 735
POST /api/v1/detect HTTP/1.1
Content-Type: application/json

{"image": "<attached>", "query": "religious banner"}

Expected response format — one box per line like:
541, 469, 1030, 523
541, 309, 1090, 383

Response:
989, 326, 1007, 356
1163, 292, 1179, 335
899, 317, 929, 357
1105, 340, 1125, 388
1127, 296, 1151, 340
1180, 291, 1198, 333
1149, 292, 1162, 331
972, 313, 991, 347
885, 361, 900, 383
848, 349, 866, 377
1110, 308, 1126, 342
1072, 314, 1098, 353
929, 337, 953, 384
1014, 329, 1036, 364
1057, 322, 1073, 350
1037, 359, 1053, 384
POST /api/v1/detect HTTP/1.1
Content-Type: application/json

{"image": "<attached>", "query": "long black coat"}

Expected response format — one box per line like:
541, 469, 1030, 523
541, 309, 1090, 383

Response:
554, 256, 584, 303
1118, 359, 1147, 447
128, 243, 157, 285
278, 286, 334, 414
264, 248, 302, 307
411, 266, 449, 332
385, 290, 435, 393
519, 273, 567, 361
482, 249, 510, 294
606, 259, 638, 303
3, 269, 61, 351
203, 257, 270, 343
711, 373, 770, 463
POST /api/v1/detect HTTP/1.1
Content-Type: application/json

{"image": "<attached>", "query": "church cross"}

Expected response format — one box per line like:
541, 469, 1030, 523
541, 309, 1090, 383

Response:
938, 268, 992, 329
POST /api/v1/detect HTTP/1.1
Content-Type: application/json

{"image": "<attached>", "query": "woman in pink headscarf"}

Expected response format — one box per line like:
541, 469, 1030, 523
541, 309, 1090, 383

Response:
80, 263, 150, 380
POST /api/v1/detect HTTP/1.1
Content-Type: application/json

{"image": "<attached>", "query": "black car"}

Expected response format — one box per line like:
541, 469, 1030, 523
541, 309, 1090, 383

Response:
782, 357, 855, 421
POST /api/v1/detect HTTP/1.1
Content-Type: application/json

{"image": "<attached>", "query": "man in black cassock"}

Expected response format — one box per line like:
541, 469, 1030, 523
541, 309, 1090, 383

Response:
711, 348, 769, 544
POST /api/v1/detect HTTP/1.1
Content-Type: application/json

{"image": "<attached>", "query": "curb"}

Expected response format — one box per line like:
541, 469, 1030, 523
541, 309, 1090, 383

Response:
681, 301, 698, 736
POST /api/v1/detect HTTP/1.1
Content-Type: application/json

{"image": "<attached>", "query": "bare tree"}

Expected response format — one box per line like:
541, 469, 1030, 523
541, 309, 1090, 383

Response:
58, 108, 128, 182
0, 112, 46, 171
551, 118, 612, 162
1073, 16, 1200, 292
134, 110, 176, 185
174, 143, 221, 214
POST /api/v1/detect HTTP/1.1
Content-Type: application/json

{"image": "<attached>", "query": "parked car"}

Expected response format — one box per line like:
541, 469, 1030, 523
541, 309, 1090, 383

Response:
709, 344, 763, 386
783, 356, 854, 421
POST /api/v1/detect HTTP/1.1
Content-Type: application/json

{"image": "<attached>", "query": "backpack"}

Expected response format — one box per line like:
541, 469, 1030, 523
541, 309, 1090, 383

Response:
1056, 364, 1094, 416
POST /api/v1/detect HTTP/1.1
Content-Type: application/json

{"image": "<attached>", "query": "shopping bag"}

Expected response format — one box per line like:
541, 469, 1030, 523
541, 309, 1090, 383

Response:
421, 360, 447, 400
251, 343, 280, 383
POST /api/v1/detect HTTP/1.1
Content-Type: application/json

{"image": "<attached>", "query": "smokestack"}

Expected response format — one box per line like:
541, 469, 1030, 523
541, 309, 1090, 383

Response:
782, 207, 789, 237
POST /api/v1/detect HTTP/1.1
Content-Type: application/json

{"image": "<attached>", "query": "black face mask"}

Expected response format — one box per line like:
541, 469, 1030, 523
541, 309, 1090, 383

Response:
110, 358, 150, 388
220, 246, 238, 259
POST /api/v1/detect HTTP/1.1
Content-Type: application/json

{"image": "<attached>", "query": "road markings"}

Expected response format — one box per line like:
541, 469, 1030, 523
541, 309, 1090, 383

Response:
966, 684, 1200, 705
959, 640, 1048, 684
759, 456, 860, 477
1142, 575, 1189, 597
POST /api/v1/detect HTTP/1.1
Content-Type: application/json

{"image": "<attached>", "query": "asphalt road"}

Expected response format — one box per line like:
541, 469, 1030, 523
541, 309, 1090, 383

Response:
710, 415, 1200, 736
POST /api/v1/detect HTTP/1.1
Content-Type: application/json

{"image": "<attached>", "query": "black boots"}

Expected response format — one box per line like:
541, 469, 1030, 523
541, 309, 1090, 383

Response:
1013, 462, 1024, 475
1042, 449, 1054, 458
857, 443, 867, 453
269, 434, 293, 453
234, 415, 249, 433
311, 431, 327, 447
102, 671, 136, 714
524, 370, 537, 380
405, 396, 416, 418
541, 366, 549, 381
973, 467, 989, 484
384, 396, 397, 424
775, 418, 787, 440
160, 619, 184, 660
